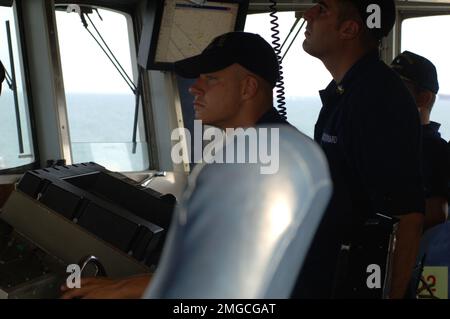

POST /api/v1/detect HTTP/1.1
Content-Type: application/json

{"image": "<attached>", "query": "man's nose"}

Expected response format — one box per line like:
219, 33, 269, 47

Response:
303, 5, 318, 22
189, 79, 203, 96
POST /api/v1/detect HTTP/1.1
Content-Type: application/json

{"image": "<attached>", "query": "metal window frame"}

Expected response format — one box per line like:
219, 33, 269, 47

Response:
0, 0, 40, 175
395, 1, 450, 59
52, 1, 158, 172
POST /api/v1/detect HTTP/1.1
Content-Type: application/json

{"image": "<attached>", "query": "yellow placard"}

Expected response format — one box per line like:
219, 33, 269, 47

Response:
417, 266, 448, 299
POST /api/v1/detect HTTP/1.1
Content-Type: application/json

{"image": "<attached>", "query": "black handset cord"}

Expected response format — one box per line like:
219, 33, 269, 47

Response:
269, 0, 287, 120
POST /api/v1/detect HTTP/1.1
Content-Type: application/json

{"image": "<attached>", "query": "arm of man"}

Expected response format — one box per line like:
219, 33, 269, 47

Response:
423, 139, 449, 230
389, 212, 424, 299
424, 197, 448, 231
349, 81, 425, 299
60, 273, 152, 299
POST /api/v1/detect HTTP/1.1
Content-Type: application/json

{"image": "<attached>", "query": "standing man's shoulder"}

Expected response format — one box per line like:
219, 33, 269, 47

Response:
354, 58, 417, 112
369, 59, 412, 95
435, 136, 450, 177
447, 140, 450, 162
256, 107, 298, 130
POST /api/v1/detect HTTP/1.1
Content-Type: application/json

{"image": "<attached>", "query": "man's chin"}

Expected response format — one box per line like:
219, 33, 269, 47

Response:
302, 40, 313, 55
194, 112, 203, 121
302, 41, 320, 58
195, 115, 210, 126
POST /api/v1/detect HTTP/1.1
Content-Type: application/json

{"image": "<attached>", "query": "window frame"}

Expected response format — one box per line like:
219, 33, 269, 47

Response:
398, 7, 450, 142
53, 2, 159, 172
395, 1, 450, 59
0, 0, 40, 175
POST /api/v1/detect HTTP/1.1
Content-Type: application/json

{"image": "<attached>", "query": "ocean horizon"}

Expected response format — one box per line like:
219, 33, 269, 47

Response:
1, 92, 449, 171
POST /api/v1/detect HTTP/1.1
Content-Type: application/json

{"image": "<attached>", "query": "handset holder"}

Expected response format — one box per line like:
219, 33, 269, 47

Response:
332, 213, 400, 299
78, 255, 107, 277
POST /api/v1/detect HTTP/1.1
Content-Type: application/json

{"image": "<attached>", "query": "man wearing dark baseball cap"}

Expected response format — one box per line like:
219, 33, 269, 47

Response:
295, 0, 425, 299
175, 32, 280, 89
392, 51, 439, 95
392, 51, 448, 231
174, 32, 290, 129
60, 32, 292, 299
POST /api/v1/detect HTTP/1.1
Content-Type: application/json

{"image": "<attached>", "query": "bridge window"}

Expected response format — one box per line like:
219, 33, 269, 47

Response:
245, 12, 330, 138
0, 5, 35, 172
55, 6, 149, 172
401, 15, 450, 141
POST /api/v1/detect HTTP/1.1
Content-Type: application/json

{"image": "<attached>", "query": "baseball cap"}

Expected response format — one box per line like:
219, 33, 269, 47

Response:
174, 32, 280, 88
391, 51, 439, 94
350, 0, 396, 40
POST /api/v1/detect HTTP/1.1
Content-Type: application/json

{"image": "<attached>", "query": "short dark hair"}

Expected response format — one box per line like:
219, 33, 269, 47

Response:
336, 0, 379, 47
336, 0, 361, 24
337, 0, 396, 47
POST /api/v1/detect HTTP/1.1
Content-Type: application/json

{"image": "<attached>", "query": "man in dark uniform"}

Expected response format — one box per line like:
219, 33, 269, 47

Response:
447, 140, 450, 204
392, 51, 448, 230
293, 0, 425, 299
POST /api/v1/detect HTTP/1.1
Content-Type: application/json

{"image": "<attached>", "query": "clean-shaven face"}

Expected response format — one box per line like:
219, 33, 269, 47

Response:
303, 0, 343, 59
189, 64, 246, 129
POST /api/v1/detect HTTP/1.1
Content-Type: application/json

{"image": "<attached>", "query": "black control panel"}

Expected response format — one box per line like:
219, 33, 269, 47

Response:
17, 162, 176, 267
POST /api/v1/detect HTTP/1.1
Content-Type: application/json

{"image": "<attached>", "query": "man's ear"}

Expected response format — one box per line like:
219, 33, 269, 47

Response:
339, 20, 360, 40
241, 75, 259, 100
416, 90, 434, 110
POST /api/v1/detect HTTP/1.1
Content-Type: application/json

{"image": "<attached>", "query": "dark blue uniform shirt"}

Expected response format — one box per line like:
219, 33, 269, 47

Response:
448, 140, 450, 201
422, 122, 449, 198
294, 51, 425, 298
256, 107, 290, 126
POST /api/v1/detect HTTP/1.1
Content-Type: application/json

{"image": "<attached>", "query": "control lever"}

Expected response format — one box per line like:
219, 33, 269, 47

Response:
140, 171, 166, 188
78, 255, 107, 277
60, 255, 107, 299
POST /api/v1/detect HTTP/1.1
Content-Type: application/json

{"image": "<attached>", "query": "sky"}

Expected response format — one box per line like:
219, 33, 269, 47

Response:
401, 15, 450, 95
245, 12, 331, 97
1, 7, 449, 100
244, 12, 450, 139
0, 6, 135, 94
3, 6, 448, 96
55, 7, 135, 94
245, 12, 450, 96
54, 8, 328, 96
0, 6, 24, 93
